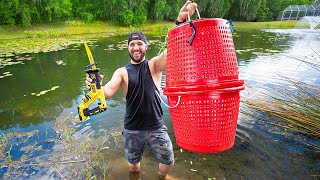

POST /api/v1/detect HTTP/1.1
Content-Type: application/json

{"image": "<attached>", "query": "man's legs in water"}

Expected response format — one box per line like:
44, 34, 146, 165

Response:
128, 163, 140, 180
147, 125, 175, 178
128, 162, 140, 172
124, 126, 174, 177
158, 163, 173, 177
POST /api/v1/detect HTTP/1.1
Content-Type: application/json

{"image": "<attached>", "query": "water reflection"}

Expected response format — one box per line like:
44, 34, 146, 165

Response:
233, 29, 291, 62
240, 28, 320, 97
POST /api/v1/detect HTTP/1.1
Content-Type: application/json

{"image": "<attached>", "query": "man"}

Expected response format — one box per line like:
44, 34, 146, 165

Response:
86, 1, 198, 178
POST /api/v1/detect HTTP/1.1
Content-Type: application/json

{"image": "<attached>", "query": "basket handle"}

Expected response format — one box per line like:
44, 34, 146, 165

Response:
187, 8, 201, 22
155, 90, 181, 108
187, 8, 200, 46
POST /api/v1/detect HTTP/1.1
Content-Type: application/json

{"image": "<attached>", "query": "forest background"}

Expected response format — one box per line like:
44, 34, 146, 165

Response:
0, 0, 317, 28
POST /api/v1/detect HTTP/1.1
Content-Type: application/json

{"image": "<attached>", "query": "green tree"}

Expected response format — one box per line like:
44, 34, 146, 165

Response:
14, 0, 33, 27
50, 0, 73, 21
109, 0, 148, 26
128, 0, 148, 26
198, 0, 234, 18
147, 0, 169, 21
0, 0, 73, 26
0, 0, 19, 26
104, 0, 128, 22
0, 0, 33, 27
163, 0, 185, 21
95, 0, 147, 26
71, 0, 106, 22
256, 0, 272, 21
229, 0, 261, 21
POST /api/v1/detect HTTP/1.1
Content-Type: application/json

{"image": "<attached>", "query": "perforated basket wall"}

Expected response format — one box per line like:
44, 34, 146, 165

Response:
166, 90, 241, 153
166, 18, 239, 86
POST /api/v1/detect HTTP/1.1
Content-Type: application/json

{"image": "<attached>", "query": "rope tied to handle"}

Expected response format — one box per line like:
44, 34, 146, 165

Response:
187, 8, 201, 46
227, 19, 237, 33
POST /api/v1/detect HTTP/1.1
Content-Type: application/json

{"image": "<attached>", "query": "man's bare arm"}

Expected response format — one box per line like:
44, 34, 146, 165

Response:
151, 49, 167, 73
102, 68, 124, 99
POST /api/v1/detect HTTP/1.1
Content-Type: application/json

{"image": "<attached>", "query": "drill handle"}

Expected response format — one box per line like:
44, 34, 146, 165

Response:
87, 106, 106, 116
86, 68, 102, 89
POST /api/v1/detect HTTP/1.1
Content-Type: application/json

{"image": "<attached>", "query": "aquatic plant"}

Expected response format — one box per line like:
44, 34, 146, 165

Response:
157, 31, 169, 56
0, 113, 121, 179
0, 22, 173, 58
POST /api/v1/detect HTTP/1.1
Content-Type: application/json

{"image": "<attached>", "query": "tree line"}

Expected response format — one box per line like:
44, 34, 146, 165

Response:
0, 0, 315, 27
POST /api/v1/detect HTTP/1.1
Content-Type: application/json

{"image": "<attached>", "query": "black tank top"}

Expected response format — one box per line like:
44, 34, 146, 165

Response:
124, 60, 163, 130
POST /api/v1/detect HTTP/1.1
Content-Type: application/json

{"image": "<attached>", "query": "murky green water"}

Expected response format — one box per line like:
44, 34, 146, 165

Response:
0, 28, 319, 179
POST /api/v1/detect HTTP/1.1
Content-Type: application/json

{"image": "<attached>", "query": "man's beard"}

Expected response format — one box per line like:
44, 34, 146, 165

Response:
129, 50, 146, 63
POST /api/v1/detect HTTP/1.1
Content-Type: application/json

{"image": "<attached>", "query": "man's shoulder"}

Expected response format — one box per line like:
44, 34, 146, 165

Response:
114, 67, 127, 76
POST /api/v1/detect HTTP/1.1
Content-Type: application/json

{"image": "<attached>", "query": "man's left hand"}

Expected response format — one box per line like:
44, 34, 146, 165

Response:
177, 1, 198, 22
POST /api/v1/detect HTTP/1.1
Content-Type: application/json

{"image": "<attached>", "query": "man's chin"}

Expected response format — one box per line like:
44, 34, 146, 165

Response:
133, 56, 140, 60
131, 55, 143, 62
132, 58, 143, 63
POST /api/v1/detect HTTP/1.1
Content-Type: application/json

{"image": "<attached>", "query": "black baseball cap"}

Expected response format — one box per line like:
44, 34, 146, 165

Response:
128, 31, 147, 44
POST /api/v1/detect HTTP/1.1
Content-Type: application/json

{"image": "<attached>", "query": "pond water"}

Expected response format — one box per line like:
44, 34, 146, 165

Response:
0, 27, 319, 179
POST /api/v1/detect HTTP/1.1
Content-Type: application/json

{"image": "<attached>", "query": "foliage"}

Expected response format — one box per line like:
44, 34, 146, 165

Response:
198, 0, 234, 19
147, 0, 168, 21
0, 0, 316, 27
119, 0, 148, 27
0, 0, 19, 26
72, 0, 109, 22
0, 0, 73, 27
228, 0, 261, 21
256, 0, 273, 21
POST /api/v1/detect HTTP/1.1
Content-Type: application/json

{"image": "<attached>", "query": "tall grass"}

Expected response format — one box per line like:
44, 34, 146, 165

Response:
242, 80, 320, 138
242, 53, 320, 148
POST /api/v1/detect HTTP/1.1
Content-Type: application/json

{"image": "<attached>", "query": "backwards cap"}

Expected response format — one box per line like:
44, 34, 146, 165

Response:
128, 31, 147, 44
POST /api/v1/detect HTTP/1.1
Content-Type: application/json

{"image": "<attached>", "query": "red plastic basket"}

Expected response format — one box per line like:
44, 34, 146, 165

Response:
164, 17, 244, 153
164, 87, 243, 153
166, 18, 239, 86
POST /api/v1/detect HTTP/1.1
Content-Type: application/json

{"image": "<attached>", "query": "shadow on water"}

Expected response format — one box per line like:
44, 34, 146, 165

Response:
0, 28, 319, 179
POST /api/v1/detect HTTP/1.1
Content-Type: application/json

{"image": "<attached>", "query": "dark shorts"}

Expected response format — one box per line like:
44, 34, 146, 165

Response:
123, 125, 174, 165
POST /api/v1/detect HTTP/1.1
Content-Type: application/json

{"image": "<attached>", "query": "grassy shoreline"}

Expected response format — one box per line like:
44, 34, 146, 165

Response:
0, 20, 308, 40
0, 20, 309, 56
0, 21, 174, 40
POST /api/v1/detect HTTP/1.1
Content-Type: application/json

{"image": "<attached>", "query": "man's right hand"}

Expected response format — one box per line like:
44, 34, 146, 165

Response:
85, 73, 104, 89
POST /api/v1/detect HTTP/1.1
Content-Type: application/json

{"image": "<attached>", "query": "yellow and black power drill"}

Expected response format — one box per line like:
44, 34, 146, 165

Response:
78, 43, 107, 121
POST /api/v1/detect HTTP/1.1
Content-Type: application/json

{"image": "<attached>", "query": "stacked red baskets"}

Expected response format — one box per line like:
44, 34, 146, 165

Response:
163, 18, 245, 153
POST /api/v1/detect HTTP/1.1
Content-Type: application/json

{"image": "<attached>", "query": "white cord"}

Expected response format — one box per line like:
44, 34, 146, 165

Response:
155, 90, 181, 108
187, 8, 201, 22
196, 8, 201, 19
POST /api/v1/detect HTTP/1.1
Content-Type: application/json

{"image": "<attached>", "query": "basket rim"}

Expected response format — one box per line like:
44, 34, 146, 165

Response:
163, 85, 245, 96
163, 80, 244, 93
